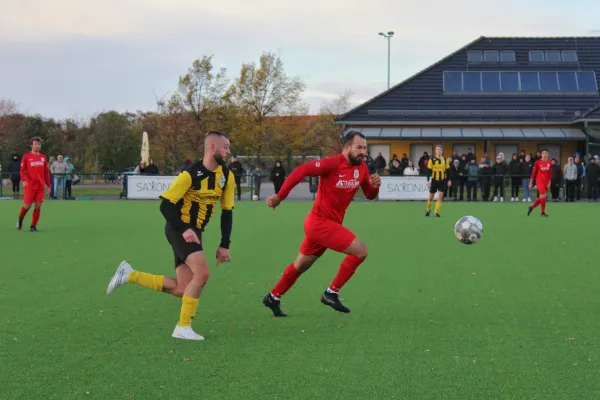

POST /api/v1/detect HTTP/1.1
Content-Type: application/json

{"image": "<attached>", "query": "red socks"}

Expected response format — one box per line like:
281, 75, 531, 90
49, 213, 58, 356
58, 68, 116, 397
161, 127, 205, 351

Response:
19, 207, 29, 219
271, 263, 300, 299
541, 198, 546, 213
531, 198, 546, 212
32, 209, 41, 226
328, 255, 364, 293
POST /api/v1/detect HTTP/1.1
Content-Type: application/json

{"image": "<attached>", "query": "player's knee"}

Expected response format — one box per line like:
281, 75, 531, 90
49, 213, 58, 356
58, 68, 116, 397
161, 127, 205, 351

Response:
355, 243, 368, 260
191, 267, 210, 286
170, 287, 185, 298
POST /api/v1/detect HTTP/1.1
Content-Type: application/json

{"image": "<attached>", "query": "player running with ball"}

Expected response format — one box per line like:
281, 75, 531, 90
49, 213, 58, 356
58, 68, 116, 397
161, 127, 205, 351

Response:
528, 148, 552, 217
262, 131, 380, 317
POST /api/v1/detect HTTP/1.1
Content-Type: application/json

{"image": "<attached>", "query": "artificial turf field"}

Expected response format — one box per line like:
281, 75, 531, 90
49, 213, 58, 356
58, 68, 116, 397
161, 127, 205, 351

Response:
1, 200, 599, 400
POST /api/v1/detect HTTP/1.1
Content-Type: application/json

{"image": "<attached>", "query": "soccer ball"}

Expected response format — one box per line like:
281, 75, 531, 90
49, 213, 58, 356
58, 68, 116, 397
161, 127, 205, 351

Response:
454, 216, 483, 245
252, 195, 258, 201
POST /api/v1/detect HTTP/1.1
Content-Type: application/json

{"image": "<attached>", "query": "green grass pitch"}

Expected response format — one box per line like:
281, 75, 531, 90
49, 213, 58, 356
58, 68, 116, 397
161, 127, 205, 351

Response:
1, 200, 599, 399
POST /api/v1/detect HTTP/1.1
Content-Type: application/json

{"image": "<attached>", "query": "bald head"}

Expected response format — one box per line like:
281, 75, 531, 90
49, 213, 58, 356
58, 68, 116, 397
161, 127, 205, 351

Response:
204, 130, 231, 166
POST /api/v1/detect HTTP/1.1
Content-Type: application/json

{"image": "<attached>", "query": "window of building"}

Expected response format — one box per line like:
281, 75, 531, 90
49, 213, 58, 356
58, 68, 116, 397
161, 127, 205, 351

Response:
539, 71, 559, 91
576, 71, 598, 91
484, 51, 499, 62
557, 71, 578, 91
500, 51, 516, 62
442, 71, 598, 92
538, 144, 560, 162
520, 72, 540, 91
452, 144, 476, 158
494, 144, 518, 161
545, 51, 561, 62
468, 51, 483, 63
368, 144, 391, 167
562, 51, 578, 62
462, 72, 481, 91
443, 71, 462, 91
481, 72, 501, 91
500, 72, 520, 91
529, 51, 545, 62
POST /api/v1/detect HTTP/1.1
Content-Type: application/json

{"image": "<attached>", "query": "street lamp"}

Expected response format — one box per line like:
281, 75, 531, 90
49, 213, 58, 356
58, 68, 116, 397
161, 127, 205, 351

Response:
378, 31, 394, 89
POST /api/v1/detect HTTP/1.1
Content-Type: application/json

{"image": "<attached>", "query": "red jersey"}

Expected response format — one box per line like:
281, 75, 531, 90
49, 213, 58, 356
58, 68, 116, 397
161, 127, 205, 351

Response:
531, 159, 552, 185
277, 154, 379, 223
21, 152, 51, 190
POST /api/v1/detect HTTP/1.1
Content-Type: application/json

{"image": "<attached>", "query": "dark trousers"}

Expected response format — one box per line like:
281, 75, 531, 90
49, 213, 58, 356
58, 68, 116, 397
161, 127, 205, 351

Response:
511, 177, 520, 198
550, 183, 560, 200
11, 178, 20, 193
493, 177, 504, 199
449, 180, 460, 199
466, 181, 478, 200
235, 177, 242, 200
565, 180, 577, 202
481, 183, 491, 201
65, 180, 72, 198
459, 177, 466, 200
588, 182, 599, 200
274, 181, 283, 195
575, 178, 581, 200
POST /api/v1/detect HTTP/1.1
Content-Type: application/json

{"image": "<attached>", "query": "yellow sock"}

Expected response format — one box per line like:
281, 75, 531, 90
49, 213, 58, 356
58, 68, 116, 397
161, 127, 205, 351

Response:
128, 271, 164, 291
434, 201, 442, 214
178, 295, 200, 327
427, 199, 433, 211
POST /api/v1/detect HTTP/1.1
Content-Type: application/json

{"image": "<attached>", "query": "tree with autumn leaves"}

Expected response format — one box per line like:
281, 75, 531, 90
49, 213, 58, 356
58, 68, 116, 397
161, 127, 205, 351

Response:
0, 52, 352, 173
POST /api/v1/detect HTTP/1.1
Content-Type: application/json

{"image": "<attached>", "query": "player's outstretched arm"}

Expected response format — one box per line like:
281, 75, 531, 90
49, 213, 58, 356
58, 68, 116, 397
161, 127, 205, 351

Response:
44, 158, 51, 189
218, 172, 234, 260
426, 159, 433, 186
20, 154, 29, 187
273, 157, 341, 202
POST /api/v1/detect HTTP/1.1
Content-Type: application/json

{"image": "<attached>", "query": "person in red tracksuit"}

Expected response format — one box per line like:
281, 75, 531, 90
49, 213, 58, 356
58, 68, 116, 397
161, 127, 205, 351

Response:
17, 137, 51, 232
527, 148, 552, 217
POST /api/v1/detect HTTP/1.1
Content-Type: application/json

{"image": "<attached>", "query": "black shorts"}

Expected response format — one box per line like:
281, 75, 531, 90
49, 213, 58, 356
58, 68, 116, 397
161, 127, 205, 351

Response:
164, 222, 203, 268
429, 179, 448, 195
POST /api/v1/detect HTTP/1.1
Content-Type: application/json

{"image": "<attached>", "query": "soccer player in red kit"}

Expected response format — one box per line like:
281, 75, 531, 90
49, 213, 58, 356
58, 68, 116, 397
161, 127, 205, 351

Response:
262, 131, 380, 317
17, 137, 51, 231
528, 148, 551, 217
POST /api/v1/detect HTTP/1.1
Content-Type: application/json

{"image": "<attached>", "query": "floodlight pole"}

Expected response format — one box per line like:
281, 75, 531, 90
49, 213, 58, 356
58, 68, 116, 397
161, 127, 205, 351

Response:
378, 31, 395, 89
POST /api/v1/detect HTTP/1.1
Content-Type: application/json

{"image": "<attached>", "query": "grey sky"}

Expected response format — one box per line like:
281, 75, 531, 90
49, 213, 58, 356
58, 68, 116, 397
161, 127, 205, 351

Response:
1, 0, 598, 120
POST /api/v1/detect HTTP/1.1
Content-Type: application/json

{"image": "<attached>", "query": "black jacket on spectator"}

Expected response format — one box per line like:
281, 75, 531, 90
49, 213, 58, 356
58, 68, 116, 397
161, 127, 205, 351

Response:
388, 159, 402, 176
8, 155, 21, 180
509, 159, 521, 177
551, 163, 563, 184
144, 163, 159, 174
521, 160, 534, 178
270, 161, 286, 193
229, 161, 245, 178
374, 155, 386, 170
587, 163, 600, 183
448, 165, 461, 181
493, 162, 508, 177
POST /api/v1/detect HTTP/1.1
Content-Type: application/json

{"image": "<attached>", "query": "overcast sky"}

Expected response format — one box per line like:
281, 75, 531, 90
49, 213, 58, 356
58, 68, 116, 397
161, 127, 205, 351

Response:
0, 0, 598, 120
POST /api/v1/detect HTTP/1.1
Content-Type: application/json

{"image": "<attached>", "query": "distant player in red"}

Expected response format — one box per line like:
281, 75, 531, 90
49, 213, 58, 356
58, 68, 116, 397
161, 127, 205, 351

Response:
262, 131, 380, 317
528, 148, 551, 217
17, 137, 51, 231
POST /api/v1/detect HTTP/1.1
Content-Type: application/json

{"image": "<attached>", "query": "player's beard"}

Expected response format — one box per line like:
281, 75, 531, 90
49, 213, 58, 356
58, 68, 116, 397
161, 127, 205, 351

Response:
213, 153, 226, 166
348, 153, 363, 166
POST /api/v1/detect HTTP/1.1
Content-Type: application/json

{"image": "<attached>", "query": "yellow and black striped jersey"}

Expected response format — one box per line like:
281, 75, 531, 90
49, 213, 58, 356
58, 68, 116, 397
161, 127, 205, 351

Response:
427, 157, 449, 181
160, 162, 235, 231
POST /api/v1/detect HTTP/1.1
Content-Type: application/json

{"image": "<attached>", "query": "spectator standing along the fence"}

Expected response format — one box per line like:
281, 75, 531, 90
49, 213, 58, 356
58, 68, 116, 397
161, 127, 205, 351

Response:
50, 155, 67, 199
403, 161, 419, 176
389, 158, 402, 176
509, 153, 521, 201
270, 161, 286, 195
252, 166, 264, 200
586, 157, 599, 201
64, 157, 74, 199
564, 157, 577, 202
466, 158, 479, 201
448, 159, 461, 201
458, 154, 468, 201
418, 152, 429, 176
8, 154, 21, 199
479, 157, 492, 201
144, 159, 159, 175
521, 154, 534, 202
493, 156, 507, 202
228, 156, 245, 201
550, 159, 563, 201
574, 155, 584, 201
374, 152, 386, 175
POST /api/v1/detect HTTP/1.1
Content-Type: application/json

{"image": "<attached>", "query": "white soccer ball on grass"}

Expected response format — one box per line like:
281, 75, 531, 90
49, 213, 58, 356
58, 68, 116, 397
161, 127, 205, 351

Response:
454, 216, 483, 245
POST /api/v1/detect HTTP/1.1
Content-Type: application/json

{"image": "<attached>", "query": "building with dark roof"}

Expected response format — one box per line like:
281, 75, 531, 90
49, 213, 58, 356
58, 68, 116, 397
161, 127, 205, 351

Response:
337, 36, 600, 167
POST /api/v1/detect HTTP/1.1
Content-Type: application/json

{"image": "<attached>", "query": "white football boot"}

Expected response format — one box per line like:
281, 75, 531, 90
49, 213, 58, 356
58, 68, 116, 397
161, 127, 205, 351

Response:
172, 325, 205, 341
106, 261, 133, 295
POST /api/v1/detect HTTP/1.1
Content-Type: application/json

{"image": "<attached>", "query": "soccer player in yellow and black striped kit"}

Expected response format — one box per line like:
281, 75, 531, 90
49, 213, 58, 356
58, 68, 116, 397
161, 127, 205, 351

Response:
425, 145, 451, 217
106, 131, 235, 341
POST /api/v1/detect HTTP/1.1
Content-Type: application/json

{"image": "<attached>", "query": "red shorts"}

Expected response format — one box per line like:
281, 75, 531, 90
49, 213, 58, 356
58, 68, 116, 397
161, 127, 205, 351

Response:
299, 213, 356, 257
24, 187, 45, 204
537, 182, 548, 195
